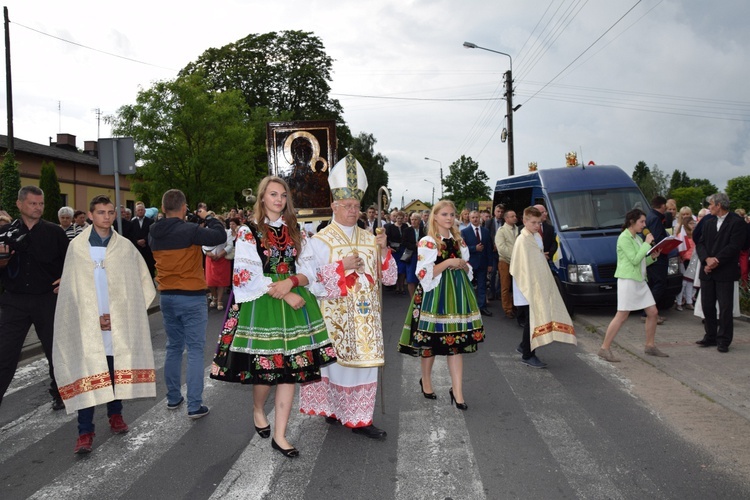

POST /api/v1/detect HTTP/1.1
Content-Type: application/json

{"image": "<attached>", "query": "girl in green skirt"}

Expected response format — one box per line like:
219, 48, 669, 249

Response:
210, 176, 336, 458
398, 200, 484, 410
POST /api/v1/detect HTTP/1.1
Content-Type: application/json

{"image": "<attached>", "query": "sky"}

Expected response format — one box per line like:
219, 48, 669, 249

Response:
2, 0, 748, 207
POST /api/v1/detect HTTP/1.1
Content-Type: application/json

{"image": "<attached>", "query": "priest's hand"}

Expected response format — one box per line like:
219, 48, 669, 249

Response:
343, 254, 364, 272
375, 231, 387, 250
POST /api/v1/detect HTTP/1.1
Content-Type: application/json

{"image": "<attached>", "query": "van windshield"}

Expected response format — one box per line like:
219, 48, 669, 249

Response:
549, 188, 649, 232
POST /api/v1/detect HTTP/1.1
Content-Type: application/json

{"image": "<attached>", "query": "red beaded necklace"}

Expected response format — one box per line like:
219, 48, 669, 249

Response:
263, 224, 293, 250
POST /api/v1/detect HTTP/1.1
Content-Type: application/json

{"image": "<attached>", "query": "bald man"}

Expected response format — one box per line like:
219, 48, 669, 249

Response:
534, 204, 557, 262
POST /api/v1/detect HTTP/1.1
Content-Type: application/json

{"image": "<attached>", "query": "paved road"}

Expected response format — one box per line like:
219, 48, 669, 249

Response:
2, 291, 749, 499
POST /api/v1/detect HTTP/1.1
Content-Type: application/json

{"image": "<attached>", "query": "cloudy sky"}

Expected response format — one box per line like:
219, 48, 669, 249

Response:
2, 0, 748, 206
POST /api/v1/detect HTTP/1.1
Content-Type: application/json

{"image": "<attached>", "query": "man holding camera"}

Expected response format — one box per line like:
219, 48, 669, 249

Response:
148, 189, 226, 419
0, 186, 70, 409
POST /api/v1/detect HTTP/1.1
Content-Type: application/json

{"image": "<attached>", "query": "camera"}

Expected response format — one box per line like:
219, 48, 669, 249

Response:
185, 211, 203, 224
0, 219, 27, 259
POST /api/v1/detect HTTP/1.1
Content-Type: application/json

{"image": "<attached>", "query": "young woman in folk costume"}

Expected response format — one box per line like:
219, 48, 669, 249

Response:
397, 200, 484, 410
210, 176, 336, 458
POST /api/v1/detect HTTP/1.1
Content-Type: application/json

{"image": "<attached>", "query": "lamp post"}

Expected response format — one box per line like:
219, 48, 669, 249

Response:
423, 179, 435, 206
463, 41, 517, 176
400, 189, 409, 209
423, 157, 443, 197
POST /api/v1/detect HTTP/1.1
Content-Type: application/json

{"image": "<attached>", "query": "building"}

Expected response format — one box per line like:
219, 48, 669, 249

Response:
0, 133, 135, 212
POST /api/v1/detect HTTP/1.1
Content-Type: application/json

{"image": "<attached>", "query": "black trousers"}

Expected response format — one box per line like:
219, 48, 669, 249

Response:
0, 291, 59, 405
646, 260, 668, 309
518, 305, 536, 360
700, 279, 735, 347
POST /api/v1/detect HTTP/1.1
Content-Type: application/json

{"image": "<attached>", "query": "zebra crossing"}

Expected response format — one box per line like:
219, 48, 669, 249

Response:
2, 311, 747, 500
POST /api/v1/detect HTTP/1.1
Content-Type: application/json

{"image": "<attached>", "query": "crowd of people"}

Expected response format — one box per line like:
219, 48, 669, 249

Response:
1, 165, 749, 459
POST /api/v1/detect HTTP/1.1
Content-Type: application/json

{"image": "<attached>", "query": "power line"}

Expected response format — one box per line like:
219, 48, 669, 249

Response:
12, 21, 178, 72
520, 0, 644, 107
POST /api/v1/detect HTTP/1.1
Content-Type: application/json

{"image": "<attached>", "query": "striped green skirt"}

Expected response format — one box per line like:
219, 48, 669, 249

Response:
210, 274, 336, 385
398, 268, 484, 357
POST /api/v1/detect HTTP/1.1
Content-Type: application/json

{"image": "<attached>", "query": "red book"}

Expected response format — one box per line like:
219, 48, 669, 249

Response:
647, 236, 681, 256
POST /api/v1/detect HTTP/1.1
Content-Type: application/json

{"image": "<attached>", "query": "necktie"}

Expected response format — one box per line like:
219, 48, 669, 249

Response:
539, 225, 543, 237
475, 227, 480, 242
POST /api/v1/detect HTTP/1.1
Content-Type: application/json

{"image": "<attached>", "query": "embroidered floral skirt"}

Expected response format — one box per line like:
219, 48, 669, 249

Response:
398, 269, 484, 357
210, 275, 337, 385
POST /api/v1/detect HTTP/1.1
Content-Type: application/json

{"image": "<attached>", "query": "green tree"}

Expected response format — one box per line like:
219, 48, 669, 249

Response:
633, 161, 657, 201
650, 164, 669, 197
108, 73, 260, 209
347, 133, 388, 209
670, 187, 704, 213
180, 30, 353, 155
443, 156, 491, 209
39, 161, 63, 222
0, 152, 21, 219
726, 175, 750, 212
689, 178, 718, 201
668, 169, 690, 195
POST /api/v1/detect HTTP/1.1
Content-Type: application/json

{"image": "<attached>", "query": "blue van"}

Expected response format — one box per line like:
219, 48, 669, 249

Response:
492, 165, 681, 314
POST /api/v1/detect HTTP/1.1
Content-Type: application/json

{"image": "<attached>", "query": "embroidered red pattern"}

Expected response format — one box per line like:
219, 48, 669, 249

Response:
59, 369, 156, 400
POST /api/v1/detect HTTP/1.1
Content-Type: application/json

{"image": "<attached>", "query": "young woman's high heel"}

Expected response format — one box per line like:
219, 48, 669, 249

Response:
449, 388, 467, 410
419, 378, 437, 400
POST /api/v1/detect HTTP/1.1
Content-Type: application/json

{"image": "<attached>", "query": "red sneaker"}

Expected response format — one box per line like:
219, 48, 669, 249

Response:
109, 414, 129, 434
74, 432, 95, 454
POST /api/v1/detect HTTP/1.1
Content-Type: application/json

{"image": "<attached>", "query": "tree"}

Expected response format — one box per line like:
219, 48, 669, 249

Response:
650, 164, 669, 197
670, 187, 704, 213
39, 161, 63, 222
668, 169, 690, 195
689, 178, 718, 201
347, 133, 388, 209
0, 152, 21, 219
633, 161, 657, 201
180, 30, 353, 154
726, 175, 750, 212
107, 73, 261, 209
443, 156, 491, 209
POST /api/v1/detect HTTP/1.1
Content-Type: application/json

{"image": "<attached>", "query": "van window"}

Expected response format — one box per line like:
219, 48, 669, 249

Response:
549, 188, 648, 231
495, 187, 533, 216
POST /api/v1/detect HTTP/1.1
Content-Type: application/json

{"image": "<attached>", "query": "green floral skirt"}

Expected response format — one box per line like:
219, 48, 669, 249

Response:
210, 274, 336, 385
398, 269, 484, 357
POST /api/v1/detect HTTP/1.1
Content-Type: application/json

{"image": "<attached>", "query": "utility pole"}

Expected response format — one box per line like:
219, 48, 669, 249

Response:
4, 7, 14, 155
505, 69, 515, 176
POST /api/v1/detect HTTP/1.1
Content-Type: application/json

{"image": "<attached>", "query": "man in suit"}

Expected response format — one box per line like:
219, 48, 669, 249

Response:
495, 209, 518, 318
694, 193, 747, 353
485, 204, 505, 300
645, 196, 670, 322
461, 210, 493, 316
365, 205, 378, 233
130, 201, 156, 277
534, 204, 557, 264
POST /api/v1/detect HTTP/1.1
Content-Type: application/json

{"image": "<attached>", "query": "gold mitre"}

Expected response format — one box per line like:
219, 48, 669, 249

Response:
328, 153, 368, 201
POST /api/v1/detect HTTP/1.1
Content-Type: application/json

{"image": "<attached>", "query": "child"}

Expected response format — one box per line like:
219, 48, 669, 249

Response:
510, 206, 576, 368
676, 218, 696, 310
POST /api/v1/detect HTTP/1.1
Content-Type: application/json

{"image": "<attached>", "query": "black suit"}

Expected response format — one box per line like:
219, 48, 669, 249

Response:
131, 216, 156, 276
695, 211, 746, 347
540, 221, 558, 263
485, 218, 503, 298
401, 225, 424, 254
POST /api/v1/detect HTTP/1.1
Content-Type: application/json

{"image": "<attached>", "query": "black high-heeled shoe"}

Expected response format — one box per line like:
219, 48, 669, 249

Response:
254, 423, 271, 439
271, 438, 299, 458
449, 388, 468, 410
419, 378, 437, 400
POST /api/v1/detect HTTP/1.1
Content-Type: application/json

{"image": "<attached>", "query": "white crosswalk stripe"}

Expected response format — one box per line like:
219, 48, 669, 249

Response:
395, 356, 486, 500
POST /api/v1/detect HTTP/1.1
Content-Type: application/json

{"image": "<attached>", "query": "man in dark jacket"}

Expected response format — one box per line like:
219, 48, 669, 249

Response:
149, 189, 227, 419
694, 193, 747, 352
645, 196, 670, 321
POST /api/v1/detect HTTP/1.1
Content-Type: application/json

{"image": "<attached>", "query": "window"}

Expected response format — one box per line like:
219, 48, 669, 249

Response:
549, 188, 648, 231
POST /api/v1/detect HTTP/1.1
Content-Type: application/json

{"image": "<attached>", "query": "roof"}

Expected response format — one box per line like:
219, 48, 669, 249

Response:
494, 165, 635, 194
0, 135, 99, 166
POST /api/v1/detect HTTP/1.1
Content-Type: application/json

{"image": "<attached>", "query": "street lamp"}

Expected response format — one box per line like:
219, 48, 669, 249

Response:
463, 41, 516, 176
423, 179, 435, 206
423, 157, 443, 197
401, 189, 409, 209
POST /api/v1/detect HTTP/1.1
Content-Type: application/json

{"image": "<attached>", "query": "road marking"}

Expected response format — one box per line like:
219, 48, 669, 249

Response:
0, 404, 75, 464
210, 401, 328, 499
491, 352, 663, 500
395, 356, 486, 500
5, 358, 50, 396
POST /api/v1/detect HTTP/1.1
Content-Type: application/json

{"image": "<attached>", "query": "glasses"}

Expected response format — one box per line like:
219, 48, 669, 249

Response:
337, 203, 360, 212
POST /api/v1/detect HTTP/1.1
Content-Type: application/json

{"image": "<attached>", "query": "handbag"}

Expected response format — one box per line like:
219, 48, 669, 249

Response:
400, 248, 413, 262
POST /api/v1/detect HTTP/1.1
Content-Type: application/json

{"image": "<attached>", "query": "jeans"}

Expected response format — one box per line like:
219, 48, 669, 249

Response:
77, 356, 122, 434
160, 293, 208, 412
